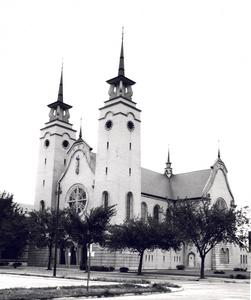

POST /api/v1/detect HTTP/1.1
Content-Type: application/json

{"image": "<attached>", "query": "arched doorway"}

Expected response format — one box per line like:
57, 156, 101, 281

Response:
59, 246, 66, 265
70, 246, 77, 265
187, 252, 195, 268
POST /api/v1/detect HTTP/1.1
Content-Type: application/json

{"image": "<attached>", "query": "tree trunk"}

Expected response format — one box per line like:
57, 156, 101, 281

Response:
137, 250, 145, 275
200, 254, 205, 279
80, 244, 87, 271
47, 243, 52, 270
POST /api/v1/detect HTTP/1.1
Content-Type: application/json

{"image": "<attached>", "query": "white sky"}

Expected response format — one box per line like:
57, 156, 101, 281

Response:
0, 0, 250, 207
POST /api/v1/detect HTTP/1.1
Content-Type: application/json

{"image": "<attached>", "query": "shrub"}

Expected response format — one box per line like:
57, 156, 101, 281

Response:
229, 274, 234, 279
233, 267, 247, 272
235, 274, 248, 279
119, 267, 129, 273
214, 270, 225, 274
90, 266, 115, 272
176, 264, 185, 270
0, 262, 9, 266
13, 262, 22, 268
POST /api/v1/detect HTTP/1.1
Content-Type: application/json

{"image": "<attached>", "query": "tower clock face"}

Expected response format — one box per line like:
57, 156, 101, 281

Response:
127, 121, 135, 131
105, 120, 113, 130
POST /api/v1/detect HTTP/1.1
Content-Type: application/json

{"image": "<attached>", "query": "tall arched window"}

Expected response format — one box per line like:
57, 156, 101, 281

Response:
141, 202, 148, 221
102, 191, 109, 209
40, 200, 45, 211
215, 198, 227, 210
220, 247, 229, 264
126, 192, 133, 220
153, 205, 160, 222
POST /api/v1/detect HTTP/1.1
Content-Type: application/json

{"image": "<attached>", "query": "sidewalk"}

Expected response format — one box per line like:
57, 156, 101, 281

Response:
0, 266, 249, 284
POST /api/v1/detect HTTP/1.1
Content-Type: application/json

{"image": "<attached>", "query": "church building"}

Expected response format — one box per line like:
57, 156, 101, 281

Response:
30, 37, 248, 271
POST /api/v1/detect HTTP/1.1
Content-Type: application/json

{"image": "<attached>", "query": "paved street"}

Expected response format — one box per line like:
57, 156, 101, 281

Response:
0, 267, 249, 300
63, 280, 249, 300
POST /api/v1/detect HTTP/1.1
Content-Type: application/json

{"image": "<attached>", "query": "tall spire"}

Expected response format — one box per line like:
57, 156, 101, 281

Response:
79, 118, 82, 139
218, 139, 221, 159
57, 63, 63, 102
167, 148, 171, 164
165, 146, 173, 178
118, 27, 125, 76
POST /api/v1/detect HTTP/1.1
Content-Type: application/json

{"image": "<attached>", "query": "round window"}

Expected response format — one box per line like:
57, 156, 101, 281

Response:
68, 185, 88, 214
44, 139, 50, 147
62, 140, 69, 149
105, 120, 113, 130
127, 121, 135, 131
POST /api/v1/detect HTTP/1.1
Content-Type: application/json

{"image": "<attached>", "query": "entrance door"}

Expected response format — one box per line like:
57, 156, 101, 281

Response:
188, 253, 195, 268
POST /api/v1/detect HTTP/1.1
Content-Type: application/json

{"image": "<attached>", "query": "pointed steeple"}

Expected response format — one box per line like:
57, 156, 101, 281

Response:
47, 64, 72, 123
217, 139, 221, 159
106, 28, 135, 101
78, 118, 83, 140
165, 147, 173, 178
57, 64, 63, 102
118, 28, 125, 76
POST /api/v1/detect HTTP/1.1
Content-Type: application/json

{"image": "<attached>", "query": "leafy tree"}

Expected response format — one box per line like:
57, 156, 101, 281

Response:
0, 192, 29, 259
29, 208, 68, 270
107, 217, 180, 275
65, 205, 116, 271
166, 198, 249, 278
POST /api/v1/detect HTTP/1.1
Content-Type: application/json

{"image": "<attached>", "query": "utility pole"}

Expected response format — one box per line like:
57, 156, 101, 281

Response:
53, 182, 61, 277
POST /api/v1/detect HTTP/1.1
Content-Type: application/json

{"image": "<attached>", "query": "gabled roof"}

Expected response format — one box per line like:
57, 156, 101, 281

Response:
141, 168, 211, 200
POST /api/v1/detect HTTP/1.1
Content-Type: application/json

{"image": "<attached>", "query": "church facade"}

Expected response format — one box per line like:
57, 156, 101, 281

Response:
30, 39, 248, 271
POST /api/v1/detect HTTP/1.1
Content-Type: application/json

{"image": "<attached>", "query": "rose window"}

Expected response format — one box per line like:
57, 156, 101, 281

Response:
68, 186, 87, 213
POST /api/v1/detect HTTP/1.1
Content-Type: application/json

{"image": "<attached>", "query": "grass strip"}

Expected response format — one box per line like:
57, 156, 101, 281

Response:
0, 283, 177, 300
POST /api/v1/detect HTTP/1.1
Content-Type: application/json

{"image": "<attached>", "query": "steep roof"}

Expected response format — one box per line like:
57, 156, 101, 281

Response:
141, 168, 211, 200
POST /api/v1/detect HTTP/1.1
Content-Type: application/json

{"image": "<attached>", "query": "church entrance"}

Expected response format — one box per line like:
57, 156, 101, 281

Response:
188, 253, 195, 268
70, 246, 77, 265
59, 247, 66, 265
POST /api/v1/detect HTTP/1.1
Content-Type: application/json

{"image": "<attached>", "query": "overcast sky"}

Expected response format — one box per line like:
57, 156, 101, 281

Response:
0, 0, 250, 207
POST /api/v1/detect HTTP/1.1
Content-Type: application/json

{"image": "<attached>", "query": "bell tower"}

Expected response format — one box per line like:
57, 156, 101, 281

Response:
34, 67, 76, 210
94, 35, 141, 223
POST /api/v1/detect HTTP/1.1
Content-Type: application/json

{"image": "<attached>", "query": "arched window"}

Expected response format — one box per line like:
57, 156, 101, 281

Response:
141, 202, 148, 221
220, 247, 229, 264
102, 191, 109, 208
67, 184, 88, 214
40, 200, 45, 211
215, 198, 227, 210
153, 205, 160, 222
126, 192, 133, 220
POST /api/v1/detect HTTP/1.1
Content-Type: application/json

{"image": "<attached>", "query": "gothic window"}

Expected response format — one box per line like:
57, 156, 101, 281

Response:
40, 200, 45, 211
107, 142, 109, 149
141, 202, 148, 221
215, 198, 227, 210
67, 185, 87, 214
129, 168, 131, 176
102, 191, 109, 208
220, 247, 229, 264
153, 205, 160, 222
126, 192, 133, 220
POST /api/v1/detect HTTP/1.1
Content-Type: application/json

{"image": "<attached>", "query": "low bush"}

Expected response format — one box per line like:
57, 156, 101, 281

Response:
90, 266, 115, 272
214, 270, 225, 274
0, 262, 9, 266
119, 267, 129, 273
235, 274, 248, 279
12, 262, 22, 268
229, 274, 234, 279
233, 267, 247, 272
176, 264, 185, 270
